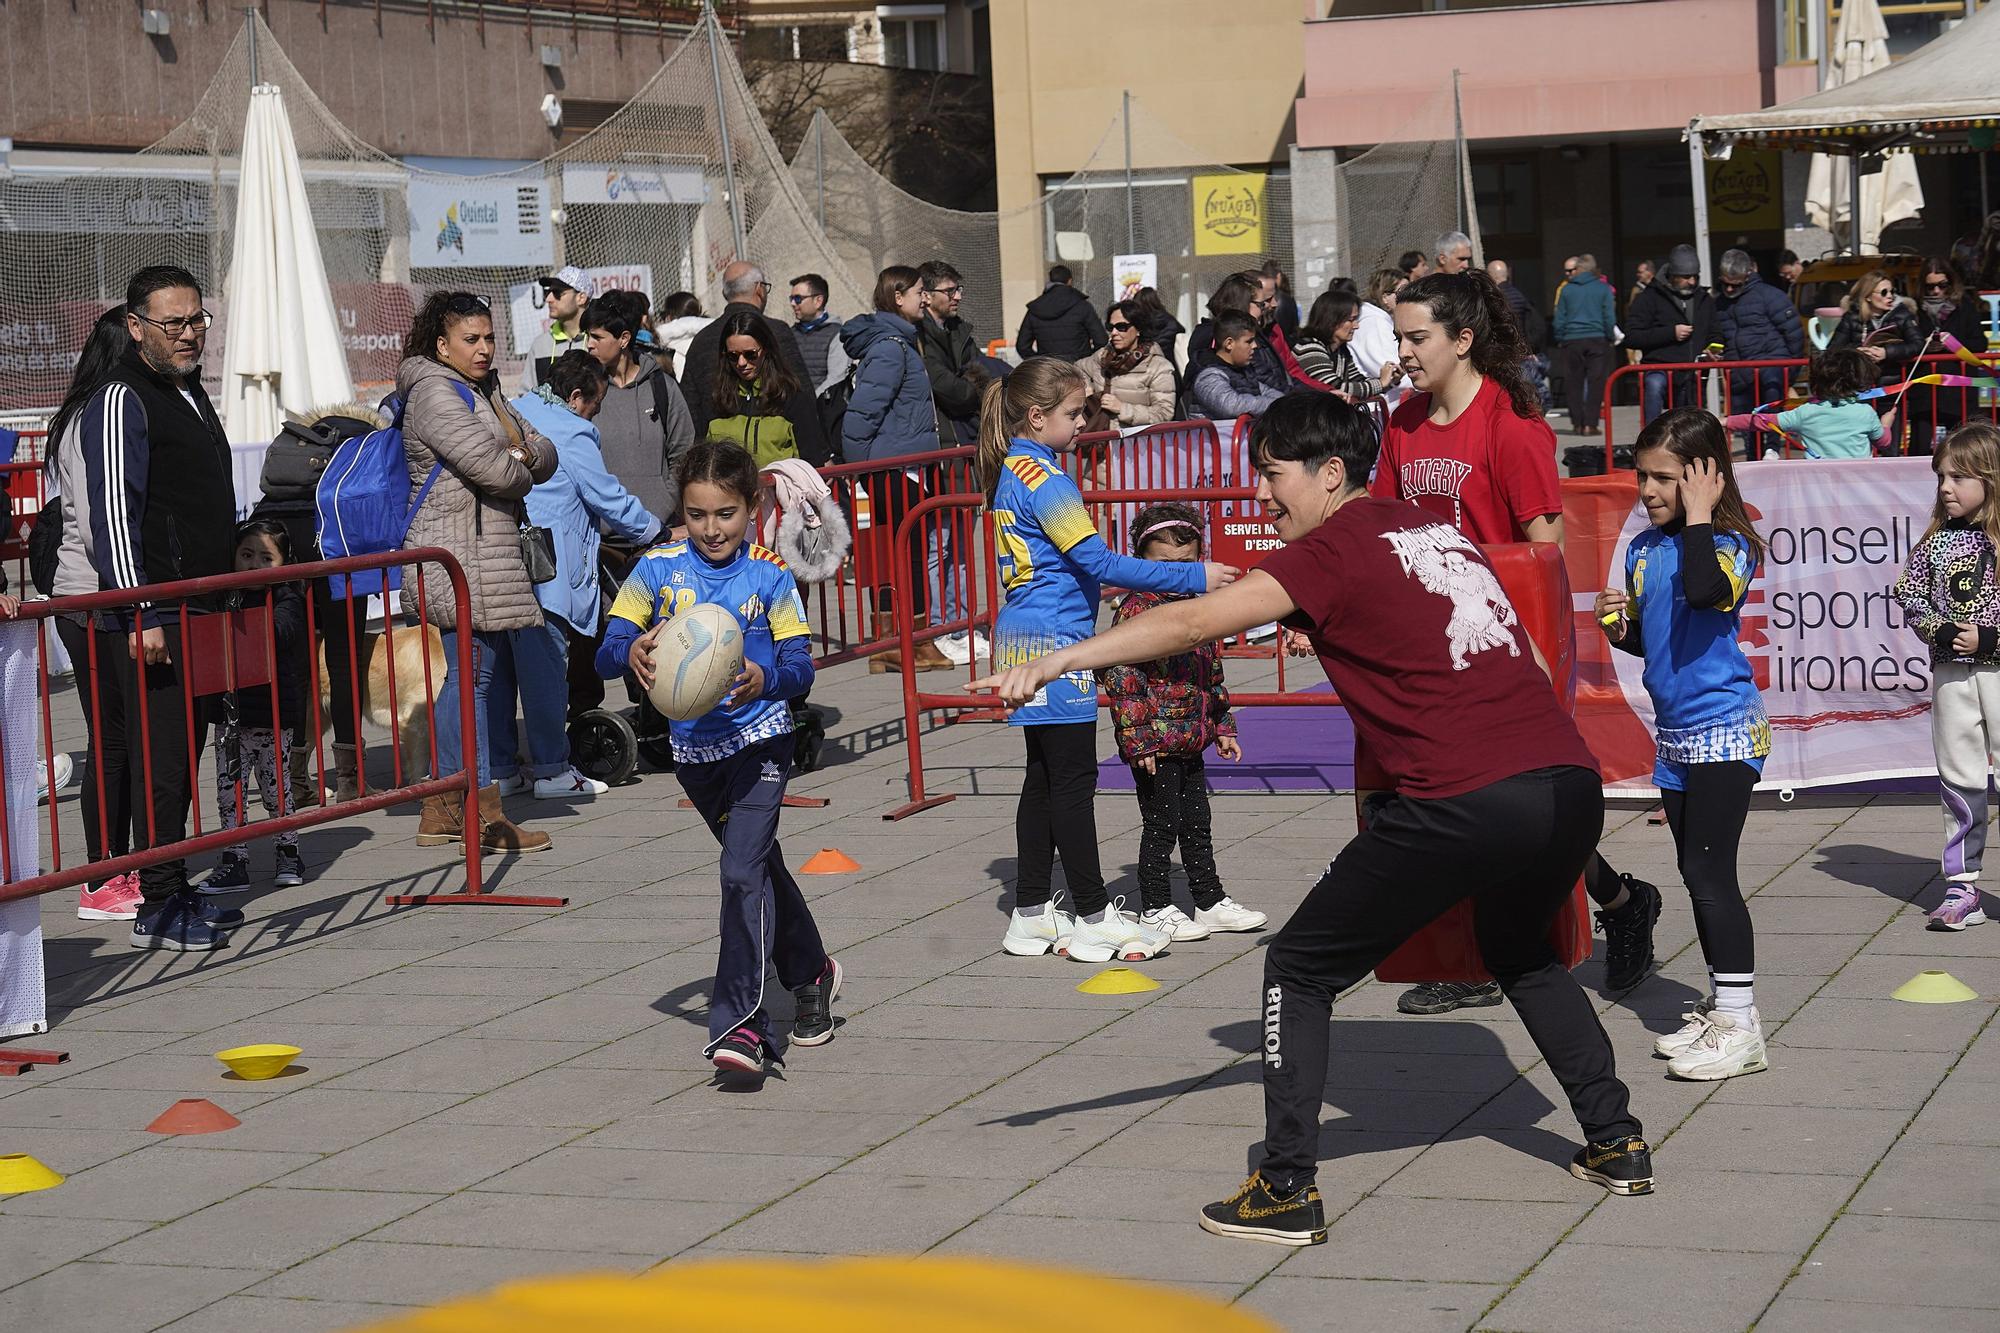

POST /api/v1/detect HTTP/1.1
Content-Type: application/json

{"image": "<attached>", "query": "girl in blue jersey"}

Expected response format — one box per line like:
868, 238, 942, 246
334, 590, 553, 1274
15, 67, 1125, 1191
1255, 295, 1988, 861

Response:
980, 357, 1239, 963
598, 440, 839, 1076
1594, 407, 1770, 1083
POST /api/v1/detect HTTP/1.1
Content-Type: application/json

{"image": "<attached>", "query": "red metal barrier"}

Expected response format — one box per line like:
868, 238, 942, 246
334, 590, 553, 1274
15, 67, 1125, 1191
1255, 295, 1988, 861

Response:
880, 487, 1342, 822
1599, 351, 2000, 462
0, 450, 48, 594
0, 549, 566, 912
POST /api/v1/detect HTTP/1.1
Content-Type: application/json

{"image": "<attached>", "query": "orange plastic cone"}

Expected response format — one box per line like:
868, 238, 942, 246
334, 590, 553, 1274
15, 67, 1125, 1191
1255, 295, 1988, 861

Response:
800, 848, 862, 875
145, 1098, 241, 1135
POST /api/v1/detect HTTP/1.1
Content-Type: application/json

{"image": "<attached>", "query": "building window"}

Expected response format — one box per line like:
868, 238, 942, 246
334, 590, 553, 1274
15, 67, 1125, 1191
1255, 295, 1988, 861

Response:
878, 5, 945, 71
744, 23, 850, 62
1473, 159, 1537, 236
971, 3, 991, 75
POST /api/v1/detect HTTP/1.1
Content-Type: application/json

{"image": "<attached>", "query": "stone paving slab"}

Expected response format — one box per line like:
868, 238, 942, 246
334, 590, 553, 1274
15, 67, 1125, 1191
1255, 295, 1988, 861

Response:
4, 658, 2000, 1329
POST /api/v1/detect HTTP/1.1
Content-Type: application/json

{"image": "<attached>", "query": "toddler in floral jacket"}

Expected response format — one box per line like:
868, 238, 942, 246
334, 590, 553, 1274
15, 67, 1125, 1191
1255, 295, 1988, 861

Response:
1097, 503, 1268, 941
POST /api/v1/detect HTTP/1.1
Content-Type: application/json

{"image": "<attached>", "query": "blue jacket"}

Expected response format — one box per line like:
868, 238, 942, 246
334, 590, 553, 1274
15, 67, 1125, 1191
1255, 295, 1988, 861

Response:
1552, 274, 1616, 344
512, 392, 661, 635
838, 312, 936, 464
1715, 274, 1803, 362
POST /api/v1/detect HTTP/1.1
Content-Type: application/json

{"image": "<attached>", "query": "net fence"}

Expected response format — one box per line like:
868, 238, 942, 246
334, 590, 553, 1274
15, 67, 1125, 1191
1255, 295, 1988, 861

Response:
1330, 84, 1477, 283
0, 7, 1317, 422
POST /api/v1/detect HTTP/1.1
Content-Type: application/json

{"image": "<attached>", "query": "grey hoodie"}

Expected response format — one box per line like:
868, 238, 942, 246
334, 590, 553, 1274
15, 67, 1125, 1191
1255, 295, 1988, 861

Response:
595, 356, 694, 524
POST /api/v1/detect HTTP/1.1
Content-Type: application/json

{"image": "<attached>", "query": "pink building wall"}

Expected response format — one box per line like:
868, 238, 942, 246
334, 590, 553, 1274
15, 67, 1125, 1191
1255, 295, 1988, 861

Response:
1298, 0, 1820, 147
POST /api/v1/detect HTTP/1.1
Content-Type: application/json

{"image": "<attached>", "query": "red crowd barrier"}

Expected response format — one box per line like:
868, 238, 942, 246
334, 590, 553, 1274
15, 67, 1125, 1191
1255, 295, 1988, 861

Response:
0, 549, 567, 913
1599, 350, 2000, 462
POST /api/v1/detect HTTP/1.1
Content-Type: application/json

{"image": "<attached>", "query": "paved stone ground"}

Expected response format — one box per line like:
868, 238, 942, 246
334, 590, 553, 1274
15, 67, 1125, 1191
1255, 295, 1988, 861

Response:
2, 654, 1997, 1332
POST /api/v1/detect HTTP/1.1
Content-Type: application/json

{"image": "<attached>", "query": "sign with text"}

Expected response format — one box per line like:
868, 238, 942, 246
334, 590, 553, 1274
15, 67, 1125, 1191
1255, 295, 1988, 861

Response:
1207, 509, 1282, 569
408, 176, 552, 269
560, 163, 708, 207
1192, 173, 1266, 256
1112, 253, 1157, 301
1706, 148, 1783, 232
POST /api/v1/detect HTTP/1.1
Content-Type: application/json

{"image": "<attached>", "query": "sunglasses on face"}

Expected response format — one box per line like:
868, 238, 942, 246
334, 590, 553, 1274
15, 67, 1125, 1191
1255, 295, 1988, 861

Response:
1926, 281, 1950, 293
1107, 321, 1135, 332
788, 293, 814, 304
728, 347, 763, 363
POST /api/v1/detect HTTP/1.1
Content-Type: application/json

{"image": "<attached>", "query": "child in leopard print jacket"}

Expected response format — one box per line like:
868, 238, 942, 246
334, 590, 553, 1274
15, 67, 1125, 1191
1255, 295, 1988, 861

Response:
1097, 503, 1267, 940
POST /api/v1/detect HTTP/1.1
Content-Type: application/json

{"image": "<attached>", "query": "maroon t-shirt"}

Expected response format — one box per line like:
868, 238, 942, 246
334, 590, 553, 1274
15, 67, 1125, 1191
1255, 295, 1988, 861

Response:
1260, 496, 1598, 799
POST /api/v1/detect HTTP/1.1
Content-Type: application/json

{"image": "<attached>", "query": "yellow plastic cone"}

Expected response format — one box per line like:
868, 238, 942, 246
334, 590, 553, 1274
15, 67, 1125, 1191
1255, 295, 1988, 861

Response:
1891, 969, 1980, 1004
800, 848, 861, 875
1076, 967, 1160, 995
0, 1153, 64, 1194
214, 1044, 301, 1080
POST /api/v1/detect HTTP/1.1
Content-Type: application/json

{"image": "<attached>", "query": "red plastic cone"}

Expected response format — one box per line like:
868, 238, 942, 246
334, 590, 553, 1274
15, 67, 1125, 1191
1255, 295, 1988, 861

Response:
800, 848, 862, 875
145, 1098, 241, 1135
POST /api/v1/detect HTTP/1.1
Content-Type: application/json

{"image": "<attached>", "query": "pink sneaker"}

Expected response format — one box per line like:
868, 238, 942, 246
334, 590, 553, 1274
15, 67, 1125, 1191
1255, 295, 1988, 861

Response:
1928, 882, 1990, 932
78, 873, 143, 922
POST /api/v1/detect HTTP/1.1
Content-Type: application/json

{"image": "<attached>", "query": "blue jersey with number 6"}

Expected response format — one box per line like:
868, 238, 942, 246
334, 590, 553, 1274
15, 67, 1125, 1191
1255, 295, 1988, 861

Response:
989, 439, 1205, 726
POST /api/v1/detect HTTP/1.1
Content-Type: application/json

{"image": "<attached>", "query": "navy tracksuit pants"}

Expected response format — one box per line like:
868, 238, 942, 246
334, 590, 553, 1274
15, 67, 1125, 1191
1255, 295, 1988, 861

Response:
677, 734, 828, 1054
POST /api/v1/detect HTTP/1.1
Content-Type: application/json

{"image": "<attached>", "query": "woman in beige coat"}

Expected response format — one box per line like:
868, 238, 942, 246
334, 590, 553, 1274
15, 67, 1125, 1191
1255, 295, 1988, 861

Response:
1075, 301, 1178, 429
398, 292, 559, 854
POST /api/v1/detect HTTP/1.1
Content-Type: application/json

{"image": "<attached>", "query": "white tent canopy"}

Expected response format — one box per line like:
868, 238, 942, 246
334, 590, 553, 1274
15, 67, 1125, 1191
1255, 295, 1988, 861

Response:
1692, 3, 2000, 148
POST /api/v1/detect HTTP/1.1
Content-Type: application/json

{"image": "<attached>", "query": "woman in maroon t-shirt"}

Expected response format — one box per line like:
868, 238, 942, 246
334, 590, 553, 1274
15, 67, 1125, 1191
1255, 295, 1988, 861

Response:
1373, 272, 1662, 1017
973, 394, 1651, 1248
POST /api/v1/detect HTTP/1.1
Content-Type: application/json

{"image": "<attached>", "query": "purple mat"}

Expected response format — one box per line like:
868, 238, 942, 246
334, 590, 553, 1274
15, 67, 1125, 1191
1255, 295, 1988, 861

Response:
1097, 685, 1354, 793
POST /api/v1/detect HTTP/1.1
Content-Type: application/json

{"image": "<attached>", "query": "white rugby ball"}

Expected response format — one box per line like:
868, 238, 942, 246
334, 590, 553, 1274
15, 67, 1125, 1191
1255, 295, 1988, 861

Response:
647, 603, 745, 721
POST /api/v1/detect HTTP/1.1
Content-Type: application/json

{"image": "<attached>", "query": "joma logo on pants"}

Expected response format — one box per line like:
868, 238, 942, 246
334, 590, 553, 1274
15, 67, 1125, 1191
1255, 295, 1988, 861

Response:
1263, 986, 1283, 1069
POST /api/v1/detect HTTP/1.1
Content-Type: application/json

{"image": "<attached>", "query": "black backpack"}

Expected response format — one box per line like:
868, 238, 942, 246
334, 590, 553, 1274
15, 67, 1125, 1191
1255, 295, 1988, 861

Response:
28, 492, 62, 596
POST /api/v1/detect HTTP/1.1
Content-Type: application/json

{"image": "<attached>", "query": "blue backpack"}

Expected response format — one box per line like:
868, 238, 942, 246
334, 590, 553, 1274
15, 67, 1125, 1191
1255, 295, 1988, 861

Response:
313, 383, 470, 599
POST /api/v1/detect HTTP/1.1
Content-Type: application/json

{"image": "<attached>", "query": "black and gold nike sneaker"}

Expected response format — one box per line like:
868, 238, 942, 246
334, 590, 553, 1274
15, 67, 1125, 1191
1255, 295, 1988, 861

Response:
1197, 1173, 1328, 1246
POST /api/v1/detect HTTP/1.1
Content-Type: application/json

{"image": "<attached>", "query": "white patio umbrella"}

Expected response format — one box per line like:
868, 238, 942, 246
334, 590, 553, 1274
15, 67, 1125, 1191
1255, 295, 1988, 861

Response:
1805, 0, 1924, 251
219, 83, 353, 444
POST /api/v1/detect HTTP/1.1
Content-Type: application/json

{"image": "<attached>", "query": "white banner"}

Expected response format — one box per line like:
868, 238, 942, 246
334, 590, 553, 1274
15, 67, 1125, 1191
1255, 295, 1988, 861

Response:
560, 164, 707, 207
505, 264, 656, 358
1598, 457, 1938, 790
408, 176, 552, 270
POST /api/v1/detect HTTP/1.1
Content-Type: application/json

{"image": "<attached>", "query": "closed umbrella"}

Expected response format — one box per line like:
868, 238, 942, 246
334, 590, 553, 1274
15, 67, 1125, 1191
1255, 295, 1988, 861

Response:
1805, 0, 1924, 252
219, 83, 353, 444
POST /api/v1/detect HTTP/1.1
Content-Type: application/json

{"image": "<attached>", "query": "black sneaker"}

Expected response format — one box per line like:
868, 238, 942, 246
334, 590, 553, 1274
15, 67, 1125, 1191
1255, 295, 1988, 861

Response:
274, 845, 305, 889
1198, 1173, 1328, 1247
791, 958, 842, 1047
1597, 876, 1661, 993
710, 1026, 773, 1076
1396, 980, 1503, 1015
130, 894, 231, 953
1570, 1136, 1655, 1196
195, 895, 246, 930
199, 857, 249, 896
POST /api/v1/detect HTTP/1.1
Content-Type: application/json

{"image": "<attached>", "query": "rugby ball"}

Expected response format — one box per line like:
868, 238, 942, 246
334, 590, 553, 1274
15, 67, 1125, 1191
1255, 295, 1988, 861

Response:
647, 603, 744, 721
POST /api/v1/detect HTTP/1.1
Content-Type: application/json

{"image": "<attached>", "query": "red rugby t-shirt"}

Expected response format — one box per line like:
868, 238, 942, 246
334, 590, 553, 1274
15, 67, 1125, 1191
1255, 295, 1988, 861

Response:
1371, 376, 1561, 544
1259, 497, 1598, 799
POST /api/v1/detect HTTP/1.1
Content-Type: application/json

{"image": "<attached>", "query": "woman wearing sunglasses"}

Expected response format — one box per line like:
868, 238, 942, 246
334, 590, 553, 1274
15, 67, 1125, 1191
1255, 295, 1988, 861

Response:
1907, 257, 1992, 455
1075, 300, 1177, 431
704, 310, 830, 467
1828, 270, 1922, 450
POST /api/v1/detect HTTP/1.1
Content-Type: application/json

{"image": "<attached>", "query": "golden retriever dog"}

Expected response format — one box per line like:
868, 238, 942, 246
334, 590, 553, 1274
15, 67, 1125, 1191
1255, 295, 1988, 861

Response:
316, 622, 448, 781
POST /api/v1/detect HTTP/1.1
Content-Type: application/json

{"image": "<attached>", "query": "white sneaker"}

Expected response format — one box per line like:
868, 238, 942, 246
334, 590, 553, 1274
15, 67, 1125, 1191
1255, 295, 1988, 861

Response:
1666, 1008, 1767, 1081
496, 772, 531, 797
1140, 904, 1212, 941
1652, 995, 1717, 1059
1064, 902, 1168, 963
534, 766, 609, 799
970, 630, 992, 664
934, 631, 973, 666
1195, 897, 1268, 933
37, 752, 74, 804
1001, 905, 1076, 957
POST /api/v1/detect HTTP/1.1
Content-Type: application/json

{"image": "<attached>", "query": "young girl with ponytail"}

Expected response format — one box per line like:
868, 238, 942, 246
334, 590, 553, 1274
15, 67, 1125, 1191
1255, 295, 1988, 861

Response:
980, 357, 1240, 963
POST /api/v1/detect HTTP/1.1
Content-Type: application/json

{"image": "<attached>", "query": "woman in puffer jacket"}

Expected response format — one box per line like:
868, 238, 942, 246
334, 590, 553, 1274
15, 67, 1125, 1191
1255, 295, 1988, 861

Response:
1828, 269, 1924, 450
397, 292, 558, 856
1074, 300, 1177, 429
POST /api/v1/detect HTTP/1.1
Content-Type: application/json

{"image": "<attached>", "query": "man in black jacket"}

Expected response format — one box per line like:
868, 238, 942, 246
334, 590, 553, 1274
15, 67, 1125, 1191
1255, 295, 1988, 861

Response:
1623, 244, 1716, 423
1015, 265, 1106, 362
82, 265, 244, 951
916, 261, 987, 445
678, 261, 813, 439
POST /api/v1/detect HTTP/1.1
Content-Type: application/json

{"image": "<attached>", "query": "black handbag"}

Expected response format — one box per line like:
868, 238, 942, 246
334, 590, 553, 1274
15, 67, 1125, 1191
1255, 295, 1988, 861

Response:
27, 494, 62, 596
258, 419, 340, 500
519, 513, 557, 585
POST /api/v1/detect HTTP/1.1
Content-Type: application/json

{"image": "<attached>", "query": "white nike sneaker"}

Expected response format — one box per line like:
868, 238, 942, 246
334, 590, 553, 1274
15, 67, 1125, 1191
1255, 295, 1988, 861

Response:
1652, 995, 1717, 1059
1666, 1008, 1767, 1081
1064, 904, 1168, 963
1195, 897, 1269, 933
1140, 904, 1212, 941
1001, 905, 1076, 957
534, 766, 610, 799
496, 772, 531, 797
934, 631, 974, 666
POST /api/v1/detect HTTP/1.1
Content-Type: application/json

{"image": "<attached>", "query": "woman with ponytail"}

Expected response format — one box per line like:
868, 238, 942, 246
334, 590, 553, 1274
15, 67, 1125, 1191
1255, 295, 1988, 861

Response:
980, 358, 1240, 964
1371, 270, 1662, 1018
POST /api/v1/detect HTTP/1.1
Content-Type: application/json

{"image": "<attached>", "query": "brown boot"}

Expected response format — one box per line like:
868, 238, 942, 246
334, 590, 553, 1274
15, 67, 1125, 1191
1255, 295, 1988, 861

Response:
332, 743, 361, 804
477, 784, 552, 854
416, 791, 463, 846
912, 637, 953, 672
868, 648, 903, 674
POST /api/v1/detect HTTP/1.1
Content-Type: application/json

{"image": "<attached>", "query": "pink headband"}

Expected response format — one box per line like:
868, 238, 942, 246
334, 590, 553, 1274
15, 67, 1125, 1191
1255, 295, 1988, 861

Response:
1136, 518, 1200, 549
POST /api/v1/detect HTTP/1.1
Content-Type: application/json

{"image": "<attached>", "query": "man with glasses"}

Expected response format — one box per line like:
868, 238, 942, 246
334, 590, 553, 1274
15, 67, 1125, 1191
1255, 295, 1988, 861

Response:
81, 265, 243, 951
518, 264, 590, 393
1624, 243, 1716, 425
913, 259, 993, 667
788, 272, 841, 391
1713, 249, 1802, 459
678, 260, 814, 441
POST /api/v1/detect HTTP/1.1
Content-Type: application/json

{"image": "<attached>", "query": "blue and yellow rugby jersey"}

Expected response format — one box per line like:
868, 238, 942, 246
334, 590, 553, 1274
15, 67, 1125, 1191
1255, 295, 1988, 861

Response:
598, 539, 815, 763
1624, 523, 1771, 782
990, 439, 1205, 726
